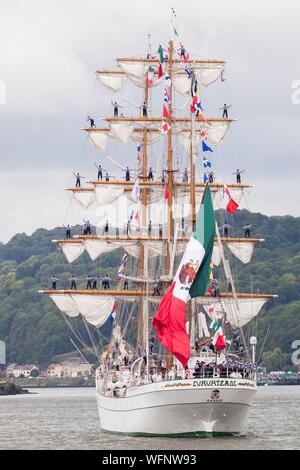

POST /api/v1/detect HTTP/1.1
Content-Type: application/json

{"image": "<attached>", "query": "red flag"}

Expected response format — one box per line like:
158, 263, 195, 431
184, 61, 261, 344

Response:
163, 105, 170, 119
158, 63, 163, 79
215, 333, 226, 350
162, 120, 171, 135
224, 184, 239, 214
226, 198, 239, 214
153, 281, 190, 367
164, 186, 169, 200
184, 53, 190, 62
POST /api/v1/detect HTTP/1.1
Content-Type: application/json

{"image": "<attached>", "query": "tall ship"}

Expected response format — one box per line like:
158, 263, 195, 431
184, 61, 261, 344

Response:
40, 28, 277, 436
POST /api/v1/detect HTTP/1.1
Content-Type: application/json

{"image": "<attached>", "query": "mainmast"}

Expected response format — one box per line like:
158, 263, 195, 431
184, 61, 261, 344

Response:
166, 40, 174, 274
137, 65, 150, 354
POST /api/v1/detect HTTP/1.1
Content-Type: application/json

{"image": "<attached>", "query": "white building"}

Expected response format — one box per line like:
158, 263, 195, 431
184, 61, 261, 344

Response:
6, 364, 39, 378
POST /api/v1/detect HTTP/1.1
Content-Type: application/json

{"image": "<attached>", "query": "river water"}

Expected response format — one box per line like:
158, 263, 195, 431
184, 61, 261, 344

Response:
0, 386, 299, 450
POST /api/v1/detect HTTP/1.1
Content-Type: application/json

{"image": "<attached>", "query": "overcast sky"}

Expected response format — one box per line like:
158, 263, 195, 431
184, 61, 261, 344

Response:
0, 0, 299, 243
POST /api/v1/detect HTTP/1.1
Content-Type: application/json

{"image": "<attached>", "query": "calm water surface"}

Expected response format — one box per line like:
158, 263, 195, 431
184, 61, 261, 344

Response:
0, 386, 299, 450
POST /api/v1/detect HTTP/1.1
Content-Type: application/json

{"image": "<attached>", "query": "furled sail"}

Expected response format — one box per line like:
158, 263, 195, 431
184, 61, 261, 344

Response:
110, 122, 134, 143
49, 294, 80, 317
198, 312, 210, 338
201, 297, 268, 328
72, 189, 96, 209
94, 186, 124, 205
58, 241, 85, 263
227, 242, 254, 264
84, 239, 138, 261
117, 61, 162, 88
97, 72, 127, 92
88, 131, 108, 151
71, 294, 115, 328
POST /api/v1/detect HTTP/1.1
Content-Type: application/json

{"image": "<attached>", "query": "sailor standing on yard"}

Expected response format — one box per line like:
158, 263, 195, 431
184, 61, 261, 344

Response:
102, 274, 111, 290
182, 168, 188, 182
104, 220, 109, 235
111, 100, 122, 117
243, 224, 253, 238
50, 275, 59, 290
70, 275, 77, 290
221, 223, 232, 238
95, 163, 103, 181
83, 219, 91, 235
233, 169, 245, 184
74, 172, 85, 188
87, 116, 96, 128
220, 103, 232, 118
141, 101, 150, 117
92, 275, 98, 290
148, 167, 154, 181
125, 166, 130, 181
63, 224, 71, 239
86, 275, 93, 290
148, 220, 152, 237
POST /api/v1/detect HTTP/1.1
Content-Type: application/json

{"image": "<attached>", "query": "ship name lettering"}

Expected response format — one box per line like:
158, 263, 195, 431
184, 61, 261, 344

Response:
193, 380, 237, 387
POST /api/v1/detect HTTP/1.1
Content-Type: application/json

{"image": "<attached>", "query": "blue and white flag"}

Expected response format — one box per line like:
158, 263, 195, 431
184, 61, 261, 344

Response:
164, 89, 171, 104
165, 74, 172, 87
184, 67, 192, 78
202, 140, 213, 152
203, 157, 212, 169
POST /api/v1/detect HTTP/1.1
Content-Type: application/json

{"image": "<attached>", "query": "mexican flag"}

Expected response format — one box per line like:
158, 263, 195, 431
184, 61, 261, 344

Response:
153, 186, 215, 367
147, 65, 154, 87
210, 319, 226, 350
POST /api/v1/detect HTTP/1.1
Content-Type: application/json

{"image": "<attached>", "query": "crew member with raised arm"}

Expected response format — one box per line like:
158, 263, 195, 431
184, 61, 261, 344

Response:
87, 115, 96, 128
74, 172, 85, 188
49, 275, 59, 290
94, 163, 103, 181
221, 222, 232, 238
220, 103, 232, 118
111, 100, 122, 117
233, 169, 245, 184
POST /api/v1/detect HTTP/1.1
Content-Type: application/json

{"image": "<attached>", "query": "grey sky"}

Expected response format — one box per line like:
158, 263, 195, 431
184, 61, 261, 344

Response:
0, 0, 299, 242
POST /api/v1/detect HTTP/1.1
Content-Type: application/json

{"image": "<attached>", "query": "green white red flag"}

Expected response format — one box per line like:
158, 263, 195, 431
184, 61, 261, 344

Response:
153, 186, 215, 367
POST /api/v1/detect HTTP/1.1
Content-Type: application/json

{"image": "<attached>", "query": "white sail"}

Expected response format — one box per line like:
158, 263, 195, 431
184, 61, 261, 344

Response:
203, 121, 231, 146
73, 190, 96, 209
211, 244, 222, 266
199, 297, 268, 328
97, 72, 127, 92
117, 61, 163, 88
195, 65, 224, 87
117, 61, 147, 79
198, 312, 210, 338
84, 239, 138, 261
173, 63, 224, 88
88, 131, 108, 151
131, 129, 161, 145
94, 186, 124, 205
110, 122, 134, 143
174, 75, 191, 96
49, 294, 80, 317
227, 242, 254, 264
71, 294, 115, 328
59, 242, 85, 263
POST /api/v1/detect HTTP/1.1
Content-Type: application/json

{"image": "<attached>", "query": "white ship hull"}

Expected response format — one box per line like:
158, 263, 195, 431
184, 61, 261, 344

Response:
96, 376, 256, 436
